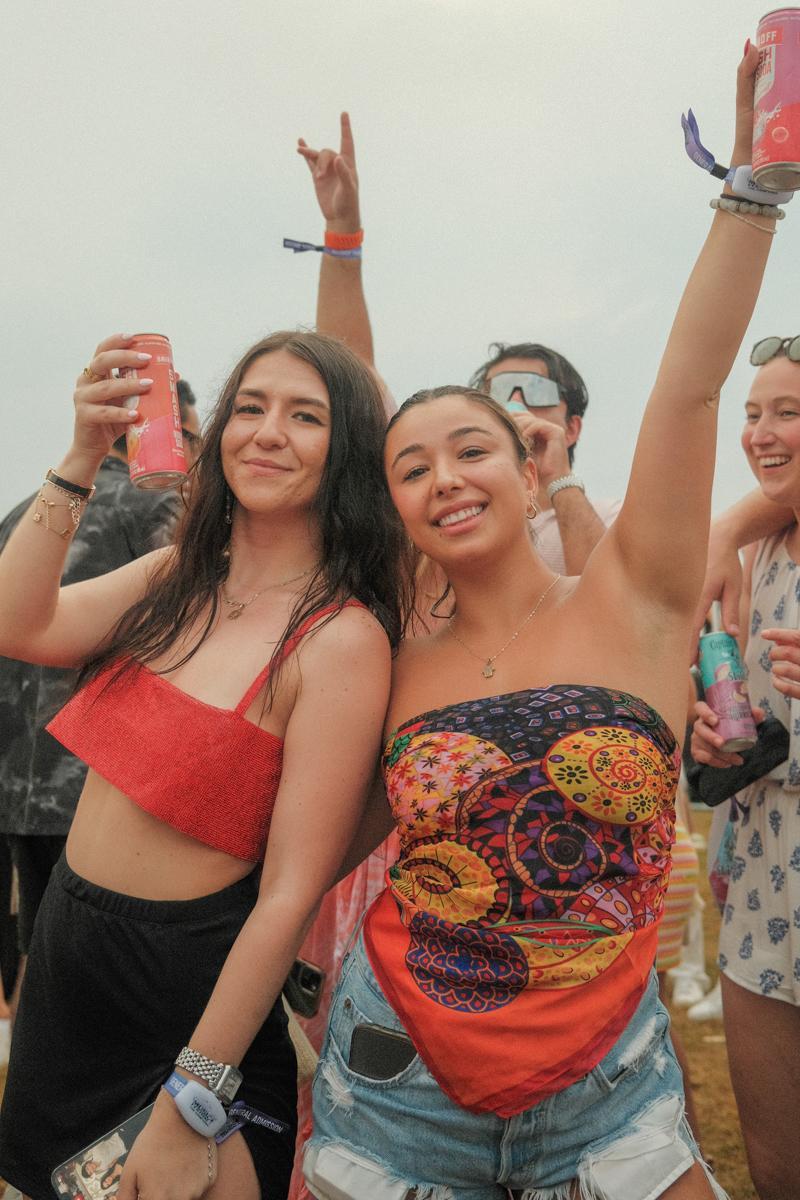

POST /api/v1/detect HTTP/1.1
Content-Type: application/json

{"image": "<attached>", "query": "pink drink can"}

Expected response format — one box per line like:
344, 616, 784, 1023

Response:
698, 632, 758, 753
120, 333, 187, 490
753, 7, 800, 191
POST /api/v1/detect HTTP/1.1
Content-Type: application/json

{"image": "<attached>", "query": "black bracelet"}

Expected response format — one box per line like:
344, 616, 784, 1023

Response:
45, 469, 95, 500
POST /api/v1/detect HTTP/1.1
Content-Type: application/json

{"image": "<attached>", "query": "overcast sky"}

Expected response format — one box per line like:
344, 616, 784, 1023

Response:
1, 0, 793, 516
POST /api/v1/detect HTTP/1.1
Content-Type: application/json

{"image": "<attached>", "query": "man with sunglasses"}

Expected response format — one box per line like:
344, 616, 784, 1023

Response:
292, 114, 619, 577
0, 380, 201, 1024
471, 342, 621, 575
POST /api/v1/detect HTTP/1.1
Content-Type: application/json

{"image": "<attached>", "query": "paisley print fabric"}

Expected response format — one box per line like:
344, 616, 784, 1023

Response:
364, 684, 679, 1116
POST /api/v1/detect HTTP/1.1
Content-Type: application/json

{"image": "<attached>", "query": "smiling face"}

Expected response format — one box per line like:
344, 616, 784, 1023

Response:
384, 392, 536, 568
220, 349, 331, 519
742, 356, 800, 506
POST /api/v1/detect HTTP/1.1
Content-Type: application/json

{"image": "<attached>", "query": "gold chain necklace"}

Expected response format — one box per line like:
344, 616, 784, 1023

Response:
221, 566, 316, 620
447, 575, 561, 678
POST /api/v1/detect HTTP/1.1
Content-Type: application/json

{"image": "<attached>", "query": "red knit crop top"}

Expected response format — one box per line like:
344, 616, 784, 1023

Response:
48, 601, 363, 862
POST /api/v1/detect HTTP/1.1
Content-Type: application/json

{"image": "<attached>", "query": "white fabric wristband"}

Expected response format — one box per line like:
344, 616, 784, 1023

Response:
546, 474, 585, 500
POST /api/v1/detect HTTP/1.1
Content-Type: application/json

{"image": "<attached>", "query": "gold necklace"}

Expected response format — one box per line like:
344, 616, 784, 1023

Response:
448, 575, 561, 678
221, 566, 316, 620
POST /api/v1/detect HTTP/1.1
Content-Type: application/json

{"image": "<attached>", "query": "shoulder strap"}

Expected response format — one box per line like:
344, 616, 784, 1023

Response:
235, 599, 367, 715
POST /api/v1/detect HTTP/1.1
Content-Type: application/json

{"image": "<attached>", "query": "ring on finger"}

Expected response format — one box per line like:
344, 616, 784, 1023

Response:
82, 366, 102, 383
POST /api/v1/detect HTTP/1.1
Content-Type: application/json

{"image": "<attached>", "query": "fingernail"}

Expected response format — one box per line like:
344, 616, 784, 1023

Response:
128, 409, 139, 420
139, 377, 154, 386
136, 352, 152, 361
744, 37, 751, 55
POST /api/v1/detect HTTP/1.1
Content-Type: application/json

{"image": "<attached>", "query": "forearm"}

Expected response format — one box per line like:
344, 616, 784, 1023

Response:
550, 491, 609, 575
653, 208, 773, 410
0, 447, 103, 657
184, 892, 317, 1066
316, 254, 375, 366
713, 487, 793, 549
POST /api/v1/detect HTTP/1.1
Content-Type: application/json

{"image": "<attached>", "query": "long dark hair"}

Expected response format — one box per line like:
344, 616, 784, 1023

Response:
80, 331, 413, 697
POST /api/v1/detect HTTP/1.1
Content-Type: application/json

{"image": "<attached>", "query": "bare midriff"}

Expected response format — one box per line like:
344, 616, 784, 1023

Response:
66, 770, 255, 899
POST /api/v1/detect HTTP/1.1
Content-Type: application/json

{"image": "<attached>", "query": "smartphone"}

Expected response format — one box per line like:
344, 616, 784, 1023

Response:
51, 1104, 154, 1198
348, 1022, 417, 1080
283, 957, 326, 1018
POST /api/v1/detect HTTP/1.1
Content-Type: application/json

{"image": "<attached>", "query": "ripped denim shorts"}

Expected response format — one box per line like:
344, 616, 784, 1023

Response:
304, 932, 726, 1200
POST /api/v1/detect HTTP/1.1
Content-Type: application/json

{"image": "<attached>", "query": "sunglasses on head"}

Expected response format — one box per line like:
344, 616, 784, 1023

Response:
750, 336, 800, 367
487, 372, 561, 414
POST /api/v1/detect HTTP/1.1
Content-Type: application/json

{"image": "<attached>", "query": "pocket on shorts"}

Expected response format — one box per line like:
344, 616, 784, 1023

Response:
324, 949, 424, 1089
588, 990, 672, 1095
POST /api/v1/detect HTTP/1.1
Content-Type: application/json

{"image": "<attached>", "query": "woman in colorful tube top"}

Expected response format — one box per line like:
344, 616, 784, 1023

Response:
304, 46, 772, 1200
0, 329, 408, 1200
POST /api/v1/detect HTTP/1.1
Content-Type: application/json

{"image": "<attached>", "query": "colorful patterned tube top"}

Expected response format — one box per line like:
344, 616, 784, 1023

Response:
363, 684, 680, 1117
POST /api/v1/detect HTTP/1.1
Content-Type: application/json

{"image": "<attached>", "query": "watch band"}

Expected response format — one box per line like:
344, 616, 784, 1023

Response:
546, 474, 585, 501
175, 1047, 243, 1105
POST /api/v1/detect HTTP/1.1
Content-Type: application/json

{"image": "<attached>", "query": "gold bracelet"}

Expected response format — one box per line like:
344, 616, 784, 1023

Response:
32, 480, 91, 539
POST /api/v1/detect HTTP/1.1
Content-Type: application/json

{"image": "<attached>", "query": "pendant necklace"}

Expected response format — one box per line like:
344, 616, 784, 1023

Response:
221, 565, 316, 620
447, 575, 561, 678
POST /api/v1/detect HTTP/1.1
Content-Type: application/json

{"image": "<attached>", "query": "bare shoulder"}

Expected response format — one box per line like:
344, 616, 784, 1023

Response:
300, 603, 391, 669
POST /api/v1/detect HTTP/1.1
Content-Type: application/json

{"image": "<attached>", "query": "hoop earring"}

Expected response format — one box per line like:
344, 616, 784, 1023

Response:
225, 489, 234, 525
526, 494, 538, 520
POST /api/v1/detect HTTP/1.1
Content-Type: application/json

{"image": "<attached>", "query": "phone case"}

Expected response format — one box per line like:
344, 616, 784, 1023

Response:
51, 1103, 154, 1198
283, 957, 326, 1018
348, 1022, 417, 1080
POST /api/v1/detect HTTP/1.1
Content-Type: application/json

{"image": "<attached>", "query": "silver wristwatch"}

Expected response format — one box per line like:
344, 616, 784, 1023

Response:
174, 1046, 243, 1105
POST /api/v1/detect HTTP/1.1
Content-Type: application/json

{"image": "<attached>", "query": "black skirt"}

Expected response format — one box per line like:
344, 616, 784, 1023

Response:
0, 853, 297, 1200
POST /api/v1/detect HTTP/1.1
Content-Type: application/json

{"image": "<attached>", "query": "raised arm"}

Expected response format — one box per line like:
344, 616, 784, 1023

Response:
297, 113, 375, 367
597, 44, 775, 617
0, 335, 164, 666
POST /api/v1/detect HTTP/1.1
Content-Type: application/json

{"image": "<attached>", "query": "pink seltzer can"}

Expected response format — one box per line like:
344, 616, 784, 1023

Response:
753, 7, 800, 191
120, 333, 187, 490
698, 632, 758, 753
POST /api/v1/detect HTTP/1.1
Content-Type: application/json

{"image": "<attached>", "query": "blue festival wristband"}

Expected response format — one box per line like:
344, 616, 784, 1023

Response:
283, 237, 362, 259
680, 108, 795, 205
215, 1100, 292, 1144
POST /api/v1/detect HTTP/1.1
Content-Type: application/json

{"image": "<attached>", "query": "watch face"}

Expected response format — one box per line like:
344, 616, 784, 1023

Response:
216, 1064, 244, 1104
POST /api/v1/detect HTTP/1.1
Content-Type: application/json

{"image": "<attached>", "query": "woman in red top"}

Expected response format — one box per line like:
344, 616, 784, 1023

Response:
0, 329, 408, 1200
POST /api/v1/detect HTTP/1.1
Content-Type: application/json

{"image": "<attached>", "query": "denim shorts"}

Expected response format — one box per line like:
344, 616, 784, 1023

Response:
304, 932, 726, 1200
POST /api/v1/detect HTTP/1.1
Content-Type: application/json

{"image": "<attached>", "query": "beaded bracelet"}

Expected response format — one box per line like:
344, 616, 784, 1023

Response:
710, 196, 785, 220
